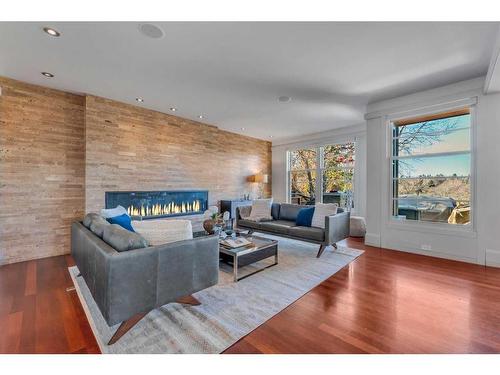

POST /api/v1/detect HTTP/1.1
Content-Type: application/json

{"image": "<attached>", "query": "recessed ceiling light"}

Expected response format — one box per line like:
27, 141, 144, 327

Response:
41, 72, 54, 78
270, 135, 273, 138
198, 115, 204, 119
241, 127, 246, 130
136, 97, 144, 103
278, 96, 291, 103
170, 107, 177, 112
138, 24, 165, 39
43, 27, 60, 37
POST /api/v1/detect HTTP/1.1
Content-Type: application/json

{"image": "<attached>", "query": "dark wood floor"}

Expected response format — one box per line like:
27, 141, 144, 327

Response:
2, 238, 500, 354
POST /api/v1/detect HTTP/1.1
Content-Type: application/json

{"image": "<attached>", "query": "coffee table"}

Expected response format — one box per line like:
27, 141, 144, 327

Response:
219, 234, 278, 282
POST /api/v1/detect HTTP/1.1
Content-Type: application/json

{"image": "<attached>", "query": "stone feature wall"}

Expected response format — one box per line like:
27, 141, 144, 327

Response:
0, 77, 85, 265
84, 95, 271, 230
0, 77, 271, 264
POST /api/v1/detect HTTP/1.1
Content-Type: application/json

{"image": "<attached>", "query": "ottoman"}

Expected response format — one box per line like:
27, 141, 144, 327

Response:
349, 216, 366, 237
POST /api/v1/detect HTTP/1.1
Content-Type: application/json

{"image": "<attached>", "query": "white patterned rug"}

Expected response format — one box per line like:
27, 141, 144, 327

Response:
69, 234, 363, 354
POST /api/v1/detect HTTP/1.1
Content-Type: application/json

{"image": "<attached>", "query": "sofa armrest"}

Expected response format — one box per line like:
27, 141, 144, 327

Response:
324, 211, 350, 245
155, 235, 219, 305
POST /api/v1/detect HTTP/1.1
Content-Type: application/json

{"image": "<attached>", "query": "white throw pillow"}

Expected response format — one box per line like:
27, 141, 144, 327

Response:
101, 205, 128, 219
311, 203, 338, 229
249, 198, 273, 222
132, 219, 193, 246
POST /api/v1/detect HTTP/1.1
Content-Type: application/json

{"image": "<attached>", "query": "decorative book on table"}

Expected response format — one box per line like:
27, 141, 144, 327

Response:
221, 237, 252, 248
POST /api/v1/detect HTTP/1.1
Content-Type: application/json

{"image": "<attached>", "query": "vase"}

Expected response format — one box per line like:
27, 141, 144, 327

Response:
203, 219, 215, 234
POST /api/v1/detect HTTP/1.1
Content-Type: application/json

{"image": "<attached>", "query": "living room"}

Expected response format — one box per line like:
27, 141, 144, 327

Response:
2, 0, 500, 372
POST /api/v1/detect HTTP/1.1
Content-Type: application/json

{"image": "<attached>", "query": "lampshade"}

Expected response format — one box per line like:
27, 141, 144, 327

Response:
251, 173, 268, 183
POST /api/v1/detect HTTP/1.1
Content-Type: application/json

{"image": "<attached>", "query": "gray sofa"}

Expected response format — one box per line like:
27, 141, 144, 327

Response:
236, 203, 350, 258
71, 220, 219, 345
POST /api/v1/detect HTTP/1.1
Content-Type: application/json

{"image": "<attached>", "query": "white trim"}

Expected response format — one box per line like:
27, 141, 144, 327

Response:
381, 97, 478, 122
272, 123, 365, 147
365, 233, 381, 247
366, 77, 484, 115
484, 25, 500, 94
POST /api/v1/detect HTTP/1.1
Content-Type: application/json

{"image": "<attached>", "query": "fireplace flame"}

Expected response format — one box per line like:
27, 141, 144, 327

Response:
127, 200, 201, 218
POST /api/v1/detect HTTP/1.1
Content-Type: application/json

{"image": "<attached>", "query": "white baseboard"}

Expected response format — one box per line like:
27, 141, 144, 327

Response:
486, 248, 500, 268
365, 232, 381, 247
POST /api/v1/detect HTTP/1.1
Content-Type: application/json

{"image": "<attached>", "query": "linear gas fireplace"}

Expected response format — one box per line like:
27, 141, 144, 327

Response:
105, 190, 208, 220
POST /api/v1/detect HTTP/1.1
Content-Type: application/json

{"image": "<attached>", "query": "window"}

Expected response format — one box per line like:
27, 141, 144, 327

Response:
288, 142, 355, 209
390, 108, 472, 225
289, 148, 317, 205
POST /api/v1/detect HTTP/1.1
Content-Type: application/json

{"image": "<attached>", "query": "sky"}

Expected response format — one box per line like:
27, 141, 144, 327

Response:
396, 114, 471, 178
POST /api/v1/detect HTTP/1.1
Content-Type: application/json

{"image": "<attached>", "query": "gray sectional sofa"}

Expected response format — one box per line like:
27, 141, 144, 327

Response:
236, 203, 350, 258
71, 217, 219, 345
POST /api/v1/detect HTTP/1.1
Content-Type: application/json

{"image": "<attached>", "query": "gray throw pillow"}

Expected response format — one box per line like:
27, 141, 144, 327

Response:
83, 212, 101, 228
103, 224, 149, 252
89, 215, 110, 238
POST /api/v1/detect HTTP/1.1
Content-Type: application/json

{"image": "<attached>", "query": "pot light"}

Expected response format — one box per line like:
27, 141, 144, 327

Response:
278, 96, 291, 103
170, 107, 177, 112
198, 115, 204, 119
136, 97, 144, 103
41, 72, 54, 78
43, 27, 60, 37
241, 127, 246, 130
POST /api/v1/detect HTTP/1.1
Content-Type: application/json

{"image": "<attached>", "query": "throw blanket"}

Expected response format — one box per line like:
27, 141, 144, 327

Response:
239, 205, 272, 222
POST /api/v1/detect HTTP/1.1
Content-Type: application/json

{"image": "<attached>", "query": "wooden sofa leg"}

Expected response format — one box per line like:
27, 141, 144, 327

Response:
316, 244, 327, 258
176, 295, 201, 306
247, 229, 254, 235
108, 312, 148, 345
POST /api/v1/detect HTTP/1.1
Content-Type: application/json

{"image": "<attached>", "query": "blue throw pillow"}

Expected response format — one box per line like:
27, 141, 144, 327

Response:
296, 206, 315, 227
107, 213, 135, 232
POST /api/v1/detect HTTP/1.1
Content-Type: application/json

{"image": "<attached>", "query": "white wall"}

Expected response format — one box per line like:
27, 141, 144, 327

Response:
365, 77, 500, 266
272, 124, 367, 217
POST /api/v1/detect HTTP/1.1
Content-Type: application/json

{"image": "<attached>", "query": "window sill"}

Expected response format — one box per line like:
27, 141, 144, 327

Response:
386, 219, 477, 239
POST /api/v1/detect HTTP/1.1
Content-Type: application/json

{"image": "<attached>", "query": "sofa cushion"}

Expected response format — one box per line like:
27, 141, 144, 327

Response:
83, 212, 101, 229
102, 224, 149, 252
289, 226, 325, 242
89, 215, 110, 238
132, 219, 193, 246
279, 203, 303, 221
311, 203, 338, 229
260, 220, 296, 235
237, 219, 262, 229
249, 198, 273, 221
296, 206, 315, 227
107, 213, 135, 232
271, 203, 281, 220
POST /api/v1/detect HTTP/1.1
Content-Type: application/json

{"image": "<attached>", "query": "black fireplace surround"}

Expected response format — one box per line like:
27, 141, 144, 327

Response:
105, 190, 208, 220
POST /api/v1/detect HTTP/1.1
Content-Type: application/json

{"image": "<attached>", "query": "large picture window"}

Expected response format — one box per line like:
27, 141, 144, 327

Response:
391, 108, 472, 225
288, 142, 355, 209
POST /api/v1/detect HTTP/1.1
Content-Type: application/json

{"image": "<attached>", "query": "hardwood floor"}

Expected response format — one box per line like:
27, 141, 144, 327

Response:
1, 238, 500, 354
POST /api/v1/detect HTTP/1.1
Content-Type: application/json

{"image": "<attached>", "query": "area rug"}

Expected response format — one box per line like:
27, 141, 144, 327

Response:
68, 234, 363, 354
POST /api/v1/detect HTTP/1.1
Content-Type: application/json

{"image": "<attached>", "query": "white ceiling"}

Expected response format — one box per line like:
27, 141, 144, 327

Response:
0, 22, 498, 142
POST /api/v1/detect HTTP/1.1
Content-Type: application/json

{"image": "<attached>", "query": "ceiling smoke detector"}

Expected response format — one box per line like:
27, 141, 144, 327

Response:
138, 24, 165, 39
278, 96, 292, 103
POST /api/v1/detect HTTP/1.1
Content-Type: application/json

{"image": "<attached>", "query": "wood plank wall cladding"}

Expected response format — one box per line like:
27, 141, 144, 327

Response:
0, 76, 271, 264
84, 95, 272, 231
0, 77, 85, 265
